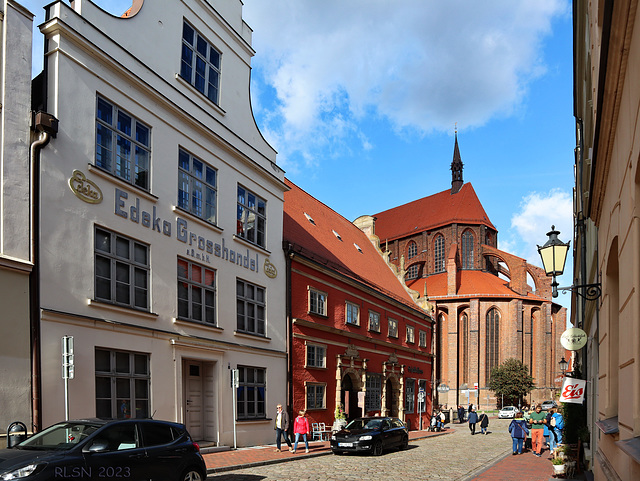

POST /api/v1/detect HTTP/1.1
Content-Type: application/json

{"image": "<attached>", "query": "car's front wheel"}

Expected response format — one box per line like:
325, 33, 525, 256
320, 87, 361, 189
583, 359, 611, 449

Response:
181, 468, 205, 481
372, 439, 383, 456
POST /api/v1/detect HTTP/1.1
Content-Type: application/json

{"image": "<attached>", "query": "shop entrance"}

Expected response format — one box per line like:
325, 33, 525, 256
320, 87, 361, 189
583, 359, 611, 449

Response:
341, 372, 361, 420
385, 377, 399, 417
183, 361, 216, 442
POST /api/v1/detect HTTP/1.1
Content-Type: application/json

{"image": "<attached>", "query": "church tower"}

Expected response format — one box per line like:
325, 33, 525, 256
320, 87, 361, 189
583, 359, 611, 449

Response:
451, 131, 464, 194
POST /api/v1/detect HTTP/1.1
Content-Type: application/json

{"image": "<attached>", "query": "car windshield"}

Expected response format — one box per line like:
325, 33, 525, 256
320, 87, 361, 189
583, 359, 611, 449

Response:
16, 422, 101, 451
345, 419, 383, 430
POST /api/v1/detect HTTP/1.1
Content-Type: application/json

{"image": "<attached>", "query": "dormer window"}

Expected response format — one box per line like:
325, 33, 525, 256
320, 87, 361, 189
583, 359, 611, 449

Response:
180, 21, 221, 105
304, 212, 316, 225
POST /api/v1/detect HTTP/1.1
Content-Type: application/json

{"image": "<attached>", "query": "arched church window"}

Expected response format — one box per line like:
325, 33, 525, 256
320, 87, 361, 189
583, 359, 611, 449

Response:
407, 241, 417, 259
462, 230, 474, 269
460, 312, 469, 384
434, 235, 445, 273
486, 308, 500, 382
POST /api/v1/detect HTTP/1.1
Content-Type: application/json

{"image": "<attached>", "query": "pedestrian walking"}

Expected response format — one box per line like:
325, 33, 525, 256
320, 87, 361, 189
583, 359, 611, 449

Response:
467, 407, 478, 435
457, 405, 465, 423
292, 410, 310, 454
274, 404, 293, 452
548, 408, 564, 454
529, 404, 547, 457
479, 411, 489, 435
509, 411, 529, 455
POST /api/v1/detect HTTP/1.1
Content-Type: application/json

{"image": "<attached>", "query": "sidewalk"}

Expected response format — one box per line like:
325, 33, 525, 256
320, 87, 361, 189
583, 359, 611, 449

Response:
203, 426, 453, 474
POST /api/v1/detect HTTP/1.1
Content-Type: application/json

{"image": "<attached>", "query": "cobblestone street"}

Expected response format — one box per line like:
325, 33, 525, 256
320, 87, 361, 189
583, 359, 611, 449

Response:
206, 419, 519, 481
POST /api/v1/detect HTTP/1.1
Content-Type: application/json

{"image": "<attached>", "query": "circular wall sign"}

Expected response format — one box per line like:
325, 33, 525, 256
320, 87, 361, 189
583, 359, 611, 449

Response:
560, 327, 588, 351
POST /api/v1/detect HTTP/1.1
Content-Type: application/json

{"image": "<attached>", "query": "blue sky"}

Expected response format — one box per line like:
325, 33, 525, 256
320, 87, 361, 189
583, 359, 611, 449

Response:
23, 0, 575, 313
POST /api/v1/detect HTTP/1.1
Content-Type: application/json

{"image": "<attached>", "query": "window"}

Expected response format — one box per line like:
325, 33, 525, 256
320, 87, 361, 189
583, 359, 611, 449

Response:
236, 366, 265, 419
177, 258, 216, 325
434, 235, 445, 273
309, 288, 327, 316
306, 343, 326, 368
407, 241, 417, 259
237, 186, 266, 248
346, 301, 360, 326
365, 373, 382, 411
96, 96, 150, 190
419, 330, 427, 348
388, 318, 398, 338
180, 21, 221, 104
95, 227, 149, 310
461, 230, 474, 269
406, 264, 419, 280
95, 348, 150, 419
368, 310, 380, 332
486, 308, 500, 382
461, 312, 469, 383
405, 379, 415, 414
177, 149, 217, 224
306, 383, 326, 409
418, 380, 427, 413
236, 279, 266, 336
406, 325, 415, 343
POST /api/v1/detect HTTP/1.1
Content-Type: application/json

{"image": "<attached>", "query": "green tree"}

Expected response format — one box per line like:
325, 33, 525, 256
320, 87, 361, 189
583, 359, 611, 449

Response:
488, 358, 535, 407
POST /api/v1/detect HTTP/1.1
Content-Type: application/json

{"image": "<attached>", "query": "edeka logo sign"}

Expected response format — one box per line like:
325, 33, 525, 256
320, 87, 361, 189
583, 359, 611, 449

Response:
114, 188, 261, 274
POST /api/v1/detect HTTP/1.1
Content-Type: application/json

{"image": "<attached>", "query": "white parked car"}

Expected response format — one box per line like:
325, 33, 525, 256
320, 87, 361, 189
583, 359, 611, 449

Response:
498, 406, 517, 418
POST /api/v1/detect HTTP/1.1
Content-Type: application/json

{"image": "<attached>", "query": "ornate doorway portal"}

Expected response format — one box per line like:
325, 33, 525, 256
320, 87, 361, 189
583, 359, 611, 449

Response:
341, 372, 361, 420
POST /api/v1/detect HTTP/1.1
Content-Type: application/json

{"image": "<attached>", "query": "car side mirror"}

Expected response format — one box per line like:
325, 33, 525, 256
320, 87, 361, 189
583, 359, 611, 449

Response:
84, 440, 109, 453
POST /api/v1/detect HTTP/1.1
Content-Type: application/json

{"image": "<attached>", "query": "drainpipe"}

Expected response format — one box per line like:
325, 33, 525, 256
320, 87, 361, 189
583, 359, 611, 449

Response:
29, 111, 58, 432
283, 241, 294, 416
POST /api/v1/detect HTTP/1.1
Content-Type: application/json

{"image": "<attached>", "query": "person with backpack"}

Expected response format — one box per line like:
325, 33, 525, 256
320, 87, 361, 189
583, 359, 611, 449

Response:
548, 408, 564, 454
509, 411, 529, 455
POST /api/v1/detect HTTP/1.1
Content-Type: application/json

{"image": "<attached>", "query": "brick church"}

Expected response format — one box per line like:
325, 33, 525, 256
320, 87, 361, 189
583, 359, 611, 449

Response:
355, 134, 567, 410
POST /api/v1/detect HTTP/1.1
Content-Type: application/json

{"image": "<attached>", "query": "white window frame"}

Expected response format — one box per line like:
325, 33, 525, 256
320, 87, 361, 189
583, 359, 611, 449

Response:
237, 185, 267, 248
346, 301, 360, 326
95, 96, 151, 190
305, 382, 326, 410
406, 325, 415, 344
368, 310, 381, 332
180, 21, 221, 104
177, 258, 216, 325
177, 148, 217, 224
365, 373, 382, 411
419, 330, 427, 348
388, 318, 398, 338
308, 287, 328, 316
236, 366, 266, 420
306, 343, 326, 368
405, 378, 415, 414
236, 279, 266, 336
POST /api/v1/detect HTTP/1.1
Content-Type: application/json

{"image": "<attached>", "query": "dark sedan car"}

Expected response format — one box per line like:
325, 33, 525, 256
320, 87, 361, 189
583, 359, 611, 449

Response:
0, 418, 206, 481
330, 416, 409, 455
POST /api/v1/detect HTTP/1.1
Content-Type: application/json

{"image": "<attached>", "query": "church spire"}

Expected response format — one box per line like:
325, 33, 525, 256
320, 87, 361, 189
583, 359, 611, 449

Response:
451, 128, 463, 194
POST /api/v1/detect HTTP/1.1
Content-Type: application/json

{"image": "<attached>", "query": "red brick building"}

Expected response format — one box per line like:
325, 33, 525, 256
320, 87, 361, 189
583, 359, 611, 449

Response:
356, 135, 567, 410
283, 179, 434, 431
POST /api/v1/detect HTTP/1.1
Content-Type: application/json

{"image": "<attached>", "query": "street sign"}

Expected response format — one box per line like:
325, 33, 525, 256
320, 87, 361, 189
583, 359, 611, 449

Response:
561, 327, 588, 351
437, 384, 450, 393
473, 382, 479, 390
62, 336, 74, 380
418, 391, 426, 402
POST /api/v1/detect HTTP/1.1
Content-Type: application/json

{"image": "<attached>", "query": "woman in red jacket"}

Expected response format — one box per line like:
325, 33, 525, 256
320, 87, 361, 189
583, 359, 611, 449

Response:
292, 410, 310, 453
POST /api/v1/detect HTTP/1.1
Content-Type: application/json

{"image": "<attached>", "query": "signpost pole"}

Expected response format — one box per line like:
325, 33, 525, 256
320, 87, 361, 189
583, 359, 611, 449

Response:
61, 336, 74, 421
231, 369, 239, 449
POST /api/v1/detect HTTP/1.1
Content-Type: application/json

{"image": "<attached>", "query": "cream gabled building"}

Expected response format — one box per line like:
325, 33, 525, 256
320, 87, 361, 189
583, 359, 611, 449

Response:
33, 0, 286, 447
0, 0, 35, 440
573, 0, 640, 479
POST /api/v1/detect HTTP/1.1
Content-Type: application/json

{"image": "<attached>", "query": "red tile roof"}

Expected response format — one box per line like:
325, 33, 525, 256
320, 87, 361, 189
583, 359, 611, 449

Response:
373, 183, 496, 243
283, 179, 421, 309
407, 270, 547, 302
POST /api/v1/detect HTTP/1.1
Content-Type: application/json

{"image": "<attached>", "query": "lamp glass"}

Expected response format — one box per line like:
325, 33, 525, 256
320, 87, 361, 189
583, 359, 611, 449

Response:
539, 242, 569, 276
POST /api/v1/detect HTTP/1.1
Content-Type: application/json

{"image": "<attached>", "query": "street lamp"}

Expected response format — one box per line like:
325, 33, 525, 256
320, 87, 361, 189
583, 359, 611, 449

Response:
537, 226, 601, 300
559, 357, 568, 376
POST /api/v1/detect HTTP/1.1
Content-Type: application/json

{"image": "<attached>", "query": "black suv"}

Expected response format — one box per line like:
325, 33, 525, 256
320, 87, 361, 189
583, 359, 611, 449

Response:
0, 418, 206, 481
330, 416, 409, 455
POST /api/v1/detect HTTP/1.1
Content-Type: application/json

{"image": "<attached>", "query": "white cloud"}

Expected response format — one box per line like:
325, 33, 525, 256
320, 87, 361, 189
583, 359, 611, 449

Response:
243, 0, 568, 164
509, 189, 573, 266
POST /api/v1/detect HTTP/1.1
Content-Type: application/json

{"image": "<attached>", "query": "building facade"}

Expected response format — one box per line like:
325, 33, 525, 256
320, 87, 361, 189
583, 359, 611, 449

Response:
284, 180, 434, 431
573, 0, 640, 479
33, 0, 286, 447
0, 0, 35, 441
357, 136, 566, 410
